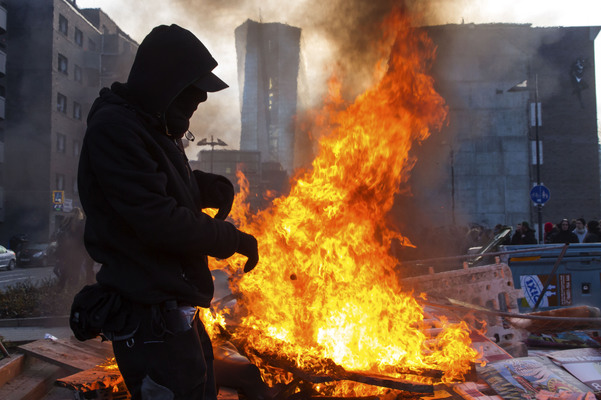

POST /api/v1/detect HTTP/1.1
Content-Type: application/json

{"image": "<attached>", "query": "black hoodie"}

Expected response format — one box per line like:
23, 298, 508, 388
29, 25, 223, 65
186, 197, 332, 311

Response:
77, 25, 239, 306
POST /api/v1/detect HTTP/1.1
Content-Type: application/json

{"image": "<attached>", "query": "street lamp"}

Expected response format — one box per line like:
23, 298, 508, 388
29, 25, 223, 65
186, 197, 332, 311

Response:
509, 74, 544, 243
532, 75, 543, 244
197, 135, 228, 173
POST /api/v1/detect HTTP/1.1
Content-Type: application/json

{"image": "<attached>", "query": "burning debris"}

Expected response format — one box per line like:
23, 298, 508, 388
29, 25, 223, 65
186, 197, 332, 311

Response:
8, 6, 484, 400
202, 7, 479, 396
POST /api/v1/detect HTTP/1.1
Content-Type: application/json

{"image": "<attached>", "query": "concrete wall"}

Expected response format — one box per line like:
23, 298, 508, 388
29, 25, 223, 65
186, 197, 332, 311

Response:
393, 24, 600, 247
535, 27, 600, 226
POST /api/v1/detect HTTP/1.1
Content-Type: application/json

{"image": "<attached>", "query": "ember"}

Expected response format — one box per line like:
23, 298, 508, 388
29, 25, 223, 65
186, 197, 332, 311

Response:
204, 7, 481, 395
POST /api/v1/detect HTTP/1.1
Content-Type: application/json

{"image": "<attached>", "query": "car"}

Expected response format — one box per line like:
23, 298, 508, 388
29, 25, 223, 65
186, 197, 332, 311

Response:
17, 242, 56, 268
0, 245, 16, 270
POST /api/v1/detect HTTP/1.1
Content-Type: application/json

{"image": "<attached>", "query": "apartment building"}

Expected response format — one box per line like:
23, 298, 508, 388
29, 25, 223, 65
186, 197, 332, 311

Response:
2, 0, 137, 243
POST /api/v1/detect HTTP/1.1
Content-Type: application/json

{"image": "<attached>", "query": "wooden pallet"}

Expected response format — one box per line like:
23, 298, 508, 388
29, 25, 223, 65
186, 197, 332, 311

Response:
0, 336, 120, 399
0, 354, 68, 400
19, 336, 114, 375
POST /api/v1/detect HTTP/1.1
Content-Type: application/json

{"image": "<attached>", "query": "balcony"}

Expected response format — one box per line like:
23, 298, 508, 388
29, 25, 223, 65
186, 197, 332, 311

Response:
0, 50, 5, 77
0, 4, 6, 35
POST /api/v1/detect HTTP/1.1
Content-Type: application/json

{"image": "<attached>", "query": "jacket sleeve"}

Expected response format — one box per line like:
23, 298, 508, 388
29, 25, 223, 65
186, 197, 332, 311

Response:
81, 118, 240, 259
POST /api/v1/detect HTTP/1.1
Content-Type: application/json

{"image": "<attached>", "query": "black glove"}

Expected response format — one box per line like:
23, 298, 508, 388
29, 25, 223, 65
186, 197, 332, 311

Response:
211, 177, 234, 220
237, 231, 259, 273
193, 171, 234, 220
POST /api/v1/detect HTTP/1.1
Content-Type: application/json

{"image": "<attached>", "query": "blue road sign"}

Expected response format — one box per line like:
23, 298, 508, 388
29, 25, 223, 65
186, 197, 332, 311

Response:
530, 184, 550, 205
52, 190, 64, 204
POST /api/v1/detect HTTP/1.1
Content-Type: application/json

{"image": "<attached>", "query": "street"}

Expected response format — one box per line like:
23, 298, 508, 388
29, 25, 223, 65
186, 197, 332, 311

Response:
0, 265, 57, 291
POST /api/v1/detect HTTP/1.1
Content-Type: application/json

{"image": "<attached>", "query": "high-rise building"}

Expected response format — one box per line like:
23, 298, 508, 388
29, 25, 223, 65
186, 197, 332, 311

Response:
235, 19, 301, 175
1, 0, 137, 243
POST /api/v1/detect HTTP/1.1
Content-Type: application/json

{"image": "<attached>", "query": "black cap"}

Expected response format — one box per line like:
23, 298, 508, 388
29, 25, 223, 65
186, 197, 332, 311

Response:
192, 71, 228, 92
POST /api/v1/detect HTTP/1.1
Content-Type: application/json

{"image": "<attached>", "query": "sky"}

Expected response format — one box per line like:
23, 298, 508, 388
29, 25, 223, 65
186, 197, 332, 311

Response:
73, 0, 601, 155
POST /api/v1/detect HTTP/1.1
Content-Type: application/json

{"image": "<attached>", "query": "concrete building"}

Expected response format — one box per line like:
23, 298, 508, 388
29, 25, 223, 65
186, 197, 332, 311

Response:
394, 24, 600, 242
1, 0, 136, 243
235, 19, 301, 176
0, 3, 6, 225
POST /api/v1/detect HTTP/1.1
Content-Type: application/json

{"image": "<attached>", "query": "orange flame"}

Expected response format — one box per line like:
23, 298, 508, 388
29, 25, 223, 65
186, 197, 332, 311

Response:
210, 8, 479, 391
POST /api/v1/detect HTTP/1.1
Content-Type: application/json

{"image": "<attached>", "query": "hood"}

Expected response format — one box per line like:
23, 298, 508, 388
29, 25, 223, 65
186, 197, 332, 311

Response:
126, 24, 226, 115
86, 85, 128, 123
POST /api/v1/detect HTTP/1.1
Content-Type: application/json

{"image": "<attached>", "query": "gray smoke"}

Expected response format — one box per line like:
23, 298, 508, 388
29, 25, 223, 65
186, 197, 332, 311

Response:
86, 0, 433, 157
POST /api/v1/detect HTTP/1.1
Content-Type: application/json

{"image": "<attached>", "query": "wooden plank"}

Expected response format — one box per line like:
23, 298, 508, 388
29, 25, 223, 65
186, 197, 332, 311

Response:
0, 353, 26, 388
56, 365, 125, 392
341, 371, 433, 394
290, 396, 379, 400
0, 358, 65, 400
19, 338, 113, 374
218, 387, 240, 400
39, 385, 79, 400
230, 341, 434, 393
226, 328, 436, 394
64, 336, 114, 358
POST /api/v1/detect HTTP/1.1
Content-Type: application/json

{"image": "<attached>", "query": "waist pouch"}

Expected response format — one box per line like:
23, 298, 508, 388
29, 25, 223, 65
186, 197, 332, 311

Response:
70, 283, 140, 342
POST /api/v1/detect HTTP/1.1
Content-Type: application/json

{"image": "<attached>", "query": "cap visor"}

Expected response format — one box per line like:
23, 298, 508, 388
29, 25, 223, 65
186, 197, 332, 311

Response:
193, 72, 229, 92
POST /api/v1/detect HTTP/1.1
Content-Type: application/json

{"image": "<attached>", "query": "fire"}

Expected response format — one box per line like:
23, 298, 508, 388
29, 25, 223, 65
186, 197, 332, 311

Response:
208, 8, 480, 392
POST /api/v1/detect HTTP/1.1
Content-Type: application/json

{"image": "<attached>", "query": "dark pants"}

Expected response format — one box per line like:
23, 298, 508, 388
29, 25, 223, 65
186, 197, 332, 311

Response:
112, 305, 217, 400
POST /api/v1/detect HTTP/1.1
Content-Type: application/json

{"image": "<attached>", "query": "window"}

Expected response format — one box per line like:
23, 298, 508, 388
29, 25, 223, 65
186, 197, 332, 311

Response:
72, 177, 78, 194
58, 54, 68, 75
74, 28, 83, 46
57, 93, 67, 113
58, 15, 68, 35
73, 102, 81, 120
57, 133, 66, 153
73, 140, 80, 157
88, 38, 96, 51
74, 65, 82, 83
56, 174, 65, 191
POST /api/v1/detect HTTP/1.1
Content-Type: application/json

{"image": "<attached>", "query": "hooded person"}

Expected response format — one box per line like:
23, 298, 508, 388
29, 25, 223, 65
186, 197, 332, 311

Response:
583, 220, 601, 243
543, 221, 555, 244
510, 221, 537, 245
551, 218, 579, 244
76, 24, 258, 400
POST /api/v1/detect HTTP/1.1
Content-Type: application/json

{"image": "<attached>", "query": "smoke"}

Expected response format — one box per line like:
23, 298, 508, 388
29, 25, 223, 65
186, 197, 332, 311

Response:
77, 0, 601, 257
82, 0, 601, 157
85, 0, 442, 157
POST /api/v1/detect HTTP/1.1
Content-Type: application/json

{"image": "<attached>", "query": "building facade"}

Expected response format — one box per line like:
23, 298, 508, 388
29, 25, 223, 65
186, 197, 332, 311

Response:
235, 19, 301, 176
2, 0, 136, 244
394, 24, 600, 241
0, 3, 6, 224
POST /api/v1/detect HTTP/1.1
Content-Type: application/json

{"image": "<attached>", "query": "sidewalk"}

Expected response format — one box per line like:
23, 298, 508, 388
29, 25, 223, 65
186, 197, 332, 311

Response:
0, 316, 73, 343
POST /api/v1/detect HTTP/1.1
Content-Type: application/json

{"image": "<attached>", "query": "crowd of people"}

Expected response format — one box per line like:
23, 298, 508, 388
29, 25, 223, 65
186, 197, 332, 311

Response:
510, 217, 601, 245
397, 217, 601, 263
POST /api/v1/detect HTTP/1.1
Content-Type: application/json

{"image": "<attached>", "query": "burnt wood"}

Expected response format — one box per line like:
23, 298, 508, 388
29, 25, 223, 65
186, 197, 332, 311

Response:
18, 337, 113, 374
228, 331, 435, 394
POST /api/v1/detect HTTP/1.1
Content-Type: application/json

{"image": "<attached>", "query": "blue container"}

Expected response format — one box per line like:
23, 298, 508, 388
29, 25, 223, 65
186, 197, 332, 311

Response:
500, 243, 601, 313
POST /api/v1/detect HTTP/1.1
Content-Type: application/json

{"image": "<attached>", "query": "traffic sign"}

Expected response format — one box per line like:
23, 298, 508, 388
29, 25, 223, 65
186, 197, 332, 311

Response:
530, 184, 550, 205
52, 190, 64, 204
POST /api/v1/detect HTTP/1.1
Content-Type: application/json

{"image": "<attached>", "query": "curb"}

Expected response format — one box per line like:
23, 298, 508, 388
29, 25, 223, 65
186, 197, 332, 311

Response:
0, 316, 69, 328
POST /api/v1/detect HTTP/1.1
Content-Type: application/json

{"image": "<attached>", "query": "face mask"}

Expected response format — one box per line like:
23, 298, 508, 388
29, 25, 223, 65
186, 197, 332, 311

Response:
165, 86, 208, 138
